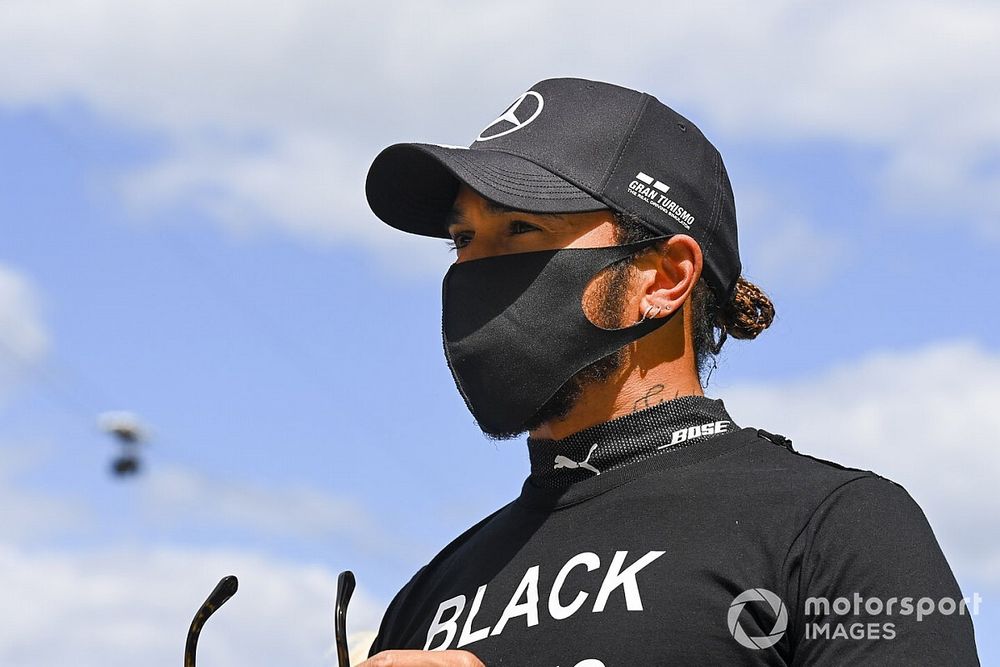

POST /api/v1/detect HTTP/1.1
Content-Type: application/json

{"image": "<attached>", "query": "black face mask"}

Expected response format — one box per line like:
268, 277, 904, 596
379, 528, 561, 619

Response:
442, 237, 673, 435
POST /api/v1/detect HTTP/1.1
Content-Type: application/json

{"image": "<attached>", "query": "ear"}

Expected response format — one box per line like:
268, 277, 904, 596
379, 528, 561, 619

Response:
631, 235, 703, 321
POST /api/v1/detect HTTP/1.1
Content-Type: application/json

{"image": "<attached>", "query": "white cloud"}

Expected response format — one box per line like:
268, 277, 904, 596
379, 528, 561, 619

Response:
0, 442, 87, 542
0, 264, 49, 400
0, 0, 997, 260
735, 188, 847, 290
0, 455, 390, 664
142, 466, 402, 556
723, 340, 1000, 586
0, 542, 382, 666
117, 133, 454, 273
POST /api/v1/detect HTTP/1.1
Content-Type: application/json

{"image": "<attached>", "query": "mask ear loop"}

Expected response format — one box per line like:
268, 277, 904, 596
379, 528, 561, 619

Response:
631, 235, 677, 325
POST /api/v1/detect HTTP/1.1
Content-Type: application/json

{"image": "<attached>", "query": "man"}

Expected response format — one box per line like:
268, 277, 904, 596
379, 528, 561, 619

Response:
360, 78, 979, 666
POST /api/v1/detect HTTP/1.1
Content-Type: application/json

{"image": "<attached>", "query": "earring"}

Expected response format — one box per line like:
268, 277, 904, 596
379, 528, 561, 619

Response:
639, 305, 665, 323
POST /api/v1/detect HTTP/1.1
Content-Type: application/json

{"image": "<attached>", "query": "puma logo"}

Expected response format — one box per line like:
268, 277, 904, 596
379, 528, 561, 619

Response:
553, 443, 601, 476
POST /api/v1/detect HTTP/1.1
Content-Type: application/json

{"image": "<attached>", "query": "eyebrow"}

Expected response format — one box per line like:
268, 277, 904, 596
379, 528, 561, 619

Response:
484, 200, 567, 219
444, 207, 467, 232
445, 201, 566, 231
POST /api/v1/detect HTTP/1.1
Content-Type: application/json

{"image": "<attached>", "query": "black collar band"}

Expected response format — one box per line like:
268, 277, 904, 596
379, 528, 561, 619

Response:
526, 394, 736, 489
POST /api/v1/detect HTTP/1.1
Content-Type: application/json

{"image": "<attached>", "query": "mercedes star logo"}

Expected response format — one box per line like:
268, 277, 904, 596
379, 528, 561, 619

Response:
476, 90, 544, 141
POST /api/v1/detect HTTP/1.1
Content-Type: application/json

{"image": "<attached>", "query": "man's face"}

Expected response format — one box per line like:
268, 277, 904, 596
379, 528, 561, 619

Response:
446, 184, 619, 261
445, 185, 640, 438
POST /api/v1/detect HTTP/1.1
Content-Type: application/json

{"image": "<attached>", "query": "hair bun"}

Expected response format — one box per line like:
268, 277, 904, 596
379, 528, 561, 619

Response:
720, 277, 775, 340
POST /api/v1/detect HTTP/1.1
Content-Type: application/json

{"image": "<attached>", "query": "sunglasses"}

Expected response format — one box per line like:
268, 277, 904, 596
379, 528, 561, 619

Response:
183, 570, 357, 667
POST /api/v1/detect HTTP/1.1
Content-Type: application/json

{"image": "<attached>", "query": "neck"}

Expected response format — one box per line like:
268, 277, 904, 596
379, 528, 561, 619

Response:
528, 336, 703, 441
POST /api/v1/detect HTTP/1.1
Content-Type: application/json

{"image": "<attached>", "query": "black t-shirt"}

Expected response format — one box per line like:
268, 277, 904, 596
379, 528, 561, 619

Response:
370, 397, 980, 665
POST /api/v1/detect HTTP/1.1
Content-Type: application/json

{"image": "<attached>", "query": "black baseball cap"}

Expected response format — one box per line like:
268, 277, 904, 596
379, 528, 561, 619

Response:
366, 77, 741, 303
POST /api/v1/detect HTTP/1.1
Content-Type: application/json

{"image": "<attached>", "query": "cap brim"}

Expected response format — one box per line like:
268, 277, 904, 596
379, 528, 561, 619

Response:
365, 143, 606, 238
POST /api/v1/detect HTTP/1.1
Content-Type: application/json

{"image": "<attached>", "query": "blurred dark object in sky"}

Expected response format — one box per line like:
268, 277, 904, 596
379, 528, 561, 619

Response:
98, 411, 149, 479
111, 454, 141, 477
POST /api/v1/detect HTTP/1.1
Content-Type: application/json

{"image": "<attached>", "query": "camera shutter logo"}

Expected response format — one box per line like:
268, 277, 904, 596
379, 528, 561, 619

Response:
728, 588, 788, 649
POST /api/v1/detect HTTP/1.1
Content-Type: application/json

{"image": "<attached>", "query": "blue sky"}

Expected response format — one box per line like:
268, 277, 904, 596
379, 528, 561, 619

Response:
1, 1, 998, 664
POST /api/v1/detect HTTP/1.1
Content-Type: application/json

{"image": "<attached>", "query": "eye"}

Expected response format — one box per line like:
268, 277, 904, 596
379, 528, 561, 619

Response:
447, 230, 473, 251
509, 220, 540, 235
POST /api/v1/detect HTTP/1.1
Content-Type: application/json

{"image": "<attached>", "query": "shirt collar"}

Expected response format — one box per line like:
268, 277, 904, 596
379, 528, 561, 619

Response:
526, 394, 736, 489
